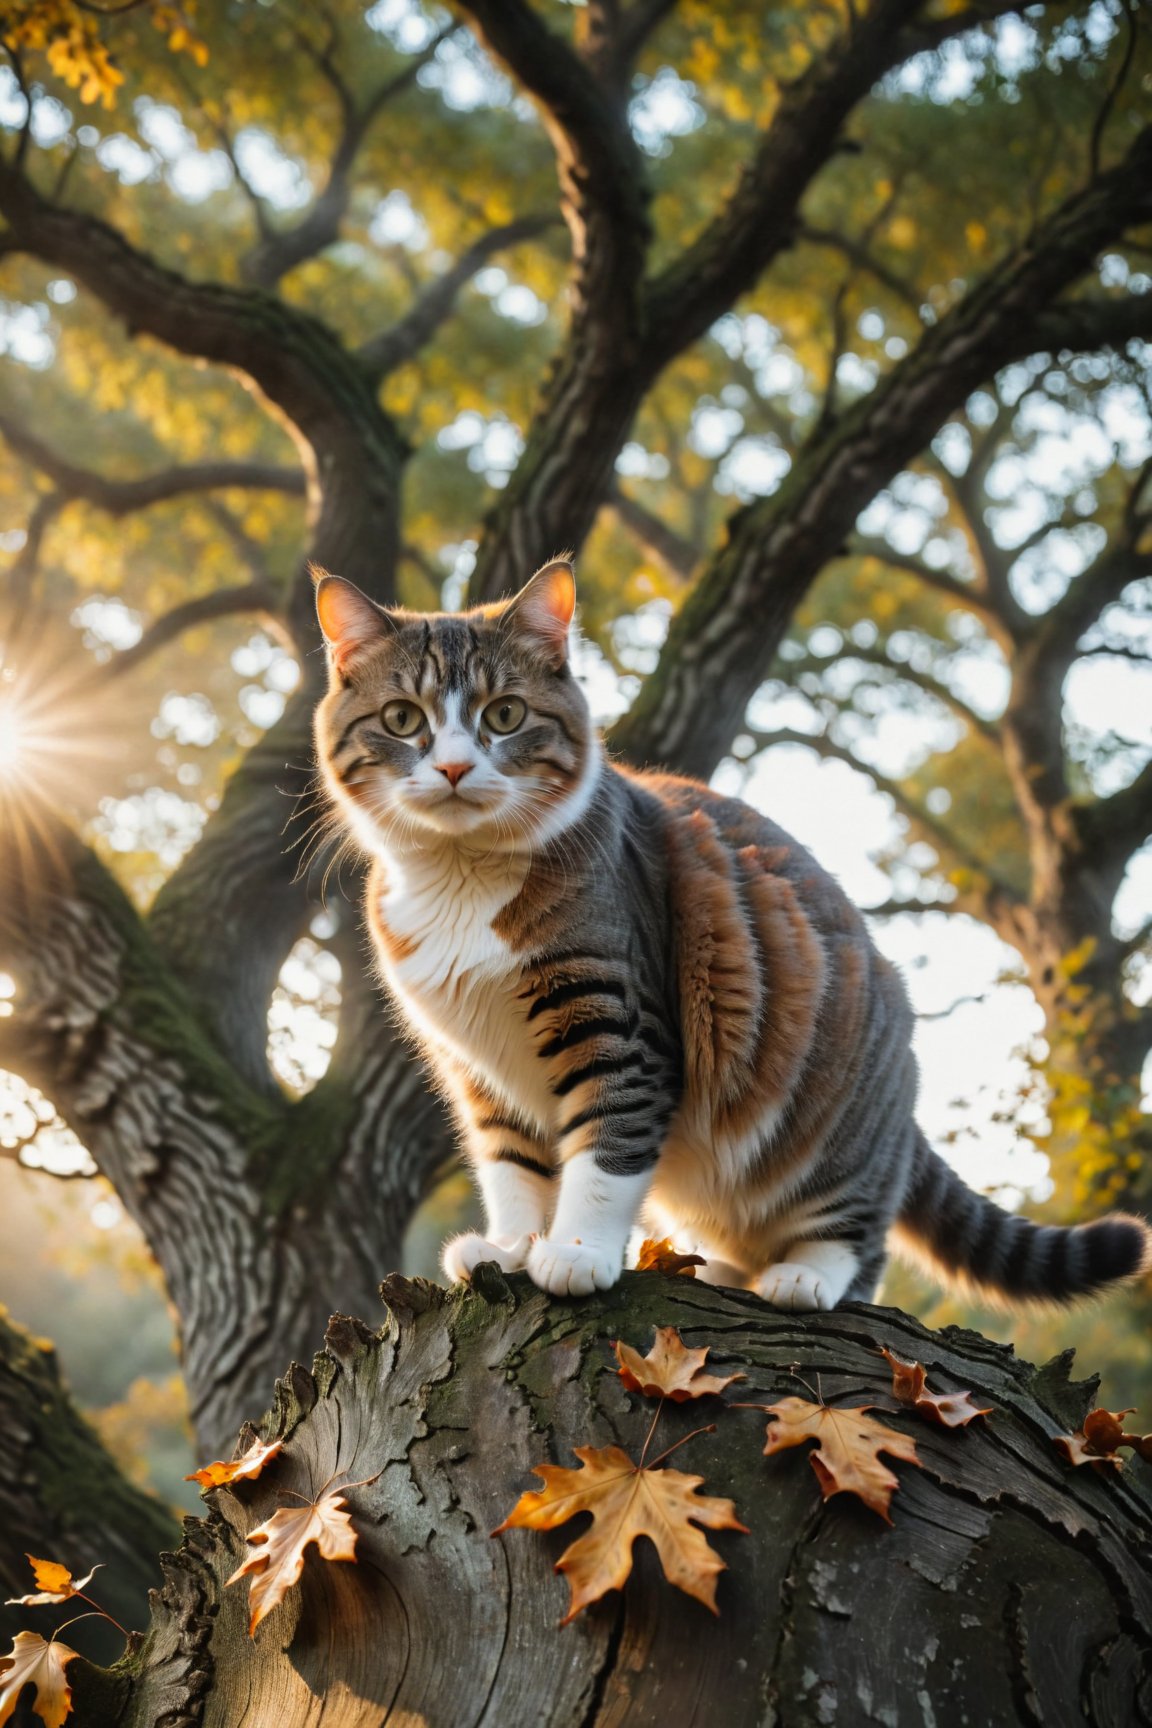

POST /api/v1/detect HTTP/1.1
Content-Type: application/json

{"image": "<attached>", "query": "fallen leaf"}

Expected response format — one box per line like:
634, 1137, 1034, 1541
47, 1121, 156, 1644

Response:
635, 1238, 706, 1277
1054, 1407, 1152, 1470
226, 1484, 358, 1635
494, 1444, 747, 1623
186, 1437, 284, 1489
5, 1556, 100, 1607
0, 1631, 78, 1728
615, 1327, 746, 1402
881, 1348, 992, 1429
760, 1396, 921, 1522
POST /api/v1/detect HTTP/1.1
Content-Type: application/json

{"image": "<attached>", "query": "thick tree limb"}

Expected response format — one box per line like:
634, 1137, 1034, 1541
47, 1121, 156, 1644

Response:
358, 213, 559, 379
67, 1276, 1152, 1728
0, 824, 436, 1451
640, 0, 924, 371
467, 0, 1032, 602
0, 1308, 178, 1664
0, 161, 405, 601
610, 124, 1152, 779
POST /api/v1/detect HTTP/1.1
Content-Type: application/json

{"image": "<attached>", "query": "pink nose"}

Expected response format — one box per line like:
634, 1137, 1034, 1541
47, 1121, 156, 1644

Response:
436, 761, 473, 788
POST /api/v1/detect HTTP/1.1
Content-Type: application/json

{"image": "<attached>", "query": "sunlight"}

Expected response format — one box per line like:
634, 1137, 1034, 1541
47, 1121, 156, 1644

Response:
0, 697, 26, 777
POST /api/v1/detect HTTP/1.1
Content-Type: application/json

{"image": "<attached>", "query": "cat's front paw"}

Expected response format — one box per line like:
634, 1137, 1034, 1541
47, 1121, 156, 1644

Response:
526, 1238, 622, 1298
756, 1261, 834, 1312
442, 1232, 532, 1283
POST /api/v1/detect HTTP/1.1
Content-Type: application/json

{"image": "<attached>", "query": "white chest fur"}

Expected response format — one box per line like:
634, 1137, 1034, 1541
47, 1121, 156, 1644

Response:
373, 846, 552, 1122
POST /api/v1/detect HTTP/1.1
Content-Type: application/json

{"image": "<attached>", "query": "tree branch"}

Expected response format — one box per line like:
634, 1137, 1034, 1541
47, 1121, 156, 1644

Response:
779, 642, 1002, 744
796, 221, 923, 315
744, 725, 1022, 928
0, 160, 405, 601
240, 26, 452, 290
358, 213, 559, 379
605, 483, 698, 581
610, 123, 1152, 780
93, 583, 280, 684
1076, 756, 1152, 867
640, 0, 926, 370
0, 411, 305, 515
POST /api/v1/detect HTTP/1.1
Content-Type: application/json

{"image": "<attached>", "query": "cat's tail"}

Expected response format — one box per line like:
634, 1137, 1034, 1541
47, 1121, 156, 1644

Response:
893, 1134, 1152, 1305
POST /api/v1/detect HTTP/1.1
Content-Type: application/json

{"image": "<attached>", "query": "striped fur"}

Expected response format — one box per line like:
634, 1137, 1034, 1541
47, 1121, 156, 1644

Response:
314, 562, 1152, 1308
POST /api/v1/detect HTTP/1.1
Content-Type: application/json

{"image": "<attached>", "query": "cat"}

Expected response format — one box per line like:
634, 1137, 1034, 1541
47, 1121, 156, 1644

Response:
313, 557, 1151, 1309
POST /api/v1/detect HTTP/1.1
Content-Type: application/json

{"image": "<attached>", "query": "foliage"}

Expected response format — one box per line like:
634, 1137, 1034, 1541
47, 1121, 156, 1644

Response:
0, 0, 1149, 1477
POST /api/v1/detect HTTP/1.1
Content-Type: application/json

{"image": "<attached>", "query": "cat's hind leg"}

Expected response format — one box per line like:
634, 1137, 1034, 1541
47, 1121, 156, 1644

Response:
755, 1239, 861, 1312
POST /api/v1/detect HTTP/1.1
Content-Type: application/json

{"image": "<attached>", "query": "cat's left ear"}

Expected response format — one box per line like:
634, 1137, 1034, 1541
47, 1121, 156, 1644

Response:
313, 567, 394, 678
505, 558, 576, 667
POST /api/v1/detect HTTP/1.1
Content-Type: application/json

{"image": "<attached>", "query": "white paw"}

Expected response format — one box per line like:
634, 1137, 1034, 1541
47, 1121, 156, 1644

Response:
526, 1238, 622, 1298
756, 1262, 833, 1312
441, 1232, 532, 1283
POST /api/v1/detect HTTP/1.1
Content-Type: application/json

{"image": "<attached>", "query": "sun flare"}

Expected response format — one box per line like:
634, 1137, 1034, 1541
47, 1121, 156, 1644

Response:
0, 700, 26, 777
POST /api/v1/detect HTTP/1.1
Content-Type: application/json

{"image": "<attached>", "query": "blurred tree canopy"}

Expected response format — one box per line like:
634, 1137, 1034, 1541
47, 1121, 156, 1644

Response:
0, 0, 1150, 1496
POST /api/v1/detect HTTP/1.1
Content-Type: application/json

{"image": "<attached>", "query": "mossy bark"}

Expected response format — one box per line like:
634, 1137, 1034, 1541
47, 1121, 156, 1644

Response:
65, 1274, 1152, 1728
0, 1307, 179, 1672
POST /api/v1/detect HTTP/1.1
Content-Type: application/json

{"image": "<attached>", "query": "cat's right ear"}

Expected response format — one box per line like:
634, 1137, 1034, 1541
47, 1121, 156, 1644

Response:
313, 567, 393, 679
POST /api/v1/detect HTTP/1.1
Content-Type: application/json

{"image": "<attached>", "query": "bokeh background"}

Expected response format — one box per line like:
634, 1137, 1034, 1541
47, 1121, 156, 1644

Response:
1, 0, 1150, 1521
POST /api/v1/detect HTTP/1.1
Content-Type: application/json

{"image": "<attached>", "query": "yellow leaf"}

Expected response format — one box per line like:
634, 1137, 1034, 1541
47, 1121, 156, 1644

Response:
494, 1445, 747, 1623
0, 1632, 78, 1728
226, 1484, 358, 1635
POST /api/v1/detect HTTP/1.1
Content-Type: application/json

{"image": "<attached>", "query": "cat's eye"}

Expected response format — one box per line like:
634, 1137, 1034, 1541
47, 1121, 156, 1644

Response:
482, 696, 527, 735
381, 699, 424, 738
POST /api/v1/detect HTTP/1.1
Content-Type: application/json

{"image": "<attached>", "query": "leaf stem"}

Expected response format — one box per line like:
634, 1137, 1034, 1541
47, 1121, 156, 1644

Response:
637, 1396, 665, 1468
645, 1423, 717, 1470
73, 1591, 129, 1639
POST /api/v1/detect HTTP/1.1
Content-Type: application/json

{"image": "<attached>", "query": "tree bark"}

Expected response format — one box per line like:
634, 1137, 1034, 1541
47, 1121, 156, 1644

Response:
66, 1272, 1152, 1728
0, 1308, 179, 1672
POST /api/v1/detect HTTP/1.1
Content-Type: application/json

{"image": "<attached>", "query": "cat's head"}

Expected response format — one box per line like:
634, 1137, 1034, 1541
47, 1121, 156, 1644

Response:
313, 559, 594, 849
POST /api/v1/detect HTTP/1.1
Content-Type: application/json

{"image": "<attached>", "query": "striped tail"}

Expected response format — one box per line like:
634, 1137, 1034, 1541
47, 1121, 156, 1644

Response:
894, 1134, 1152, 1305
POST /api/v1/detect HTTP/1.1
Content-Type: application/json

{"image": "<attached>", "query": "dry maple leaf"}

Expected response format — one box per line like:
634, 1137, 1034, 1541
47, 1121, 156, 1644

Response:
761, 1396, 921, 1522
5, 1556, 100, 1607
635, 1238, 706, 1277
226, 1483, 358, 1635
494, 1444, 747, 1623
615, 1327, 746, 1403
1054, 1407, 1152, 1470
186, 1437, 284, 1490
0, 1631, 78, 1728
880, 1348, 992, 1430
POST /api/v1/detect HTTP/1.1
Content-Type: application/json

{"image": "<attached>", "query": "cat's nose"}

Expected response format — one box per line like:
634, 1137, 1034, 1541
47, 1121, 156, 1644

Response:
436, 761, 473, 788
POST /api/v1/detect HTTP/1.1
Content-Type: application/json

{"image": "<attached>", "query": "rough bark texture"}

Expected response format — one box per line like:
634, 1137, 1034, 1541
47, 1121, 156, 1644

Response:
64, 1273, 1152, 1728
0, 1307, 179, 1670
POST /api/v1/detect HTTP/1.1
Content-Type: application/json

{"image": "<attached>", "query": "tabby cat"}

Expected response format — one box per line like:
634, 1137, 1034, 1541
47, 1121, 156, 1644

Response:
313, 559, 1151, 1309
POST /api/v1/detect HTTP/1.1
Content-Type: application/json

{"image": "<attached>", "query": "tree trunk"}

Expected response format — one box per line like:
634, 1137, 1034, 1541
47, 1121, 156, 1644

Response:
0, 1308, 179, 1672
66, 1272, 1152, 1728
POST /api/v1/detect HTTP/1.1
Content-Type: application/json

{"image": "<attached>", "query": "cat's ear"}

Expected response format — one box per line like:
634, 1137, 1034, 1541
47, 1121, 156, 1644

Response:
313, 567, 393, 677
504, 558, 576, 666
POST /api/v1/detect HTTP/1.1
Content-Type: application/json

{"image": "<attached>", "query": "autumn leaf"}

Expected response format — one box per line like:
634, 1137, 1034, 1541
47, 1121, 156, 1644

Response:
615, 1326, 746, 1403
635, 1238, 706, 1277
6, 1556, 100, 1607
1054, 1407, 1152, 1470
881, 1348, 992, 1429
226, 1484, 359, 1635
760, 1396, 921, 1522
494, 1444, 747, 1623
186, 1437, 284, 1489
0, 1631, 78, 1728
